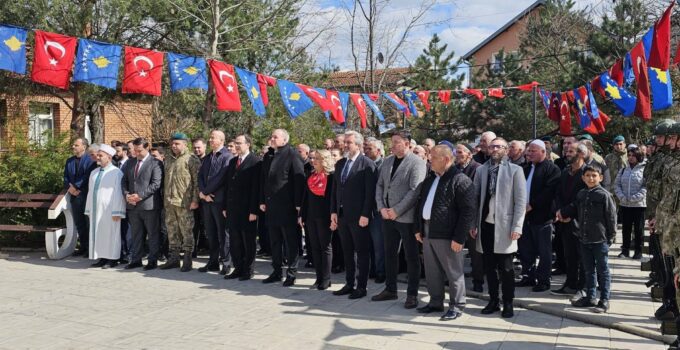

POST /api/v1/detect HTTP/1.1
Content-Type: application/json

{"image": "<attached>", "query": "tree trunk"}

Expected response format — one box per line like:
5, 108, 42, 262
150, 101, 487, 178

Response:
70, 0, 95, 138
89, 102, 103, 143
202, 0, 221, 129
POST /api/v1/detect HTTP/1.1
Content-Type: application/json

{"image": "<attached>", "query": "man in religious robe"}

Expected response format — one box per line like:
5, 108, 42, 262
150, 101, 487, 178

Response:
85, 144, 127, 269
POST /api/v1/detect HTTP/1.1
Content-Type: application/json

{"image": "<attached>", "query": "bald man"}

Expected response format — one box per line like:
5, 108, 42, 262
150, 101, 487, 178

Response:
198, 130, 234, 274
473, 131, 497, 165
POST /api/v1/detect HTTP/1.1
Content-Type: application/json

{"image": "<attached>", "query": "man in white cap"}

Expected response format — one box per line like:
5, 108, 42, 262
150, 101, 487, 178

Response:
85, 144, 127, 269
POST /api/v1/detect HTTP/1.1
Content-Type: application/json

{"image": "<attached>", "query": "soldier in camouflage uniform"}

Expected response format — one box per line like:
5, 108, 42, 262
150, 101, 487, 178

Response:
662, 121, 680, 350
160, 133, 201, 272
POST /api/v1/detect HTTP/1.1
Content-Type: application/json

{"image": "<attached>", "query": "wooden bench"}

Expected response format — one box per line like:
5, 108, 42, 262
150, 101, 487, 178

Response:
0, 191, 77, 259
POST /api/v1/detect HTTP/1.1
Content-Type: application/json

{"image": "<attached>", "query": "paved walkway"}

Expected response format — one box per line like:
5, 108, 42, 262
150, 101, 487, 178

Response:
0, 247, 669, 350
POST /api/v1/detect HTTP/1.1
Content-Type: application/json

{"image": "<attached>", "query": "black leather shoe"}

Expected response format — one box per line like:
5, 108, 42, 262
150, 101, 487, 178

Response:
220, 264, 231, 276
481, 299, 501, 314
349, 288, 367, 299
159, 260, 180, 270
262, 274, 283, 284
516, 277, 536, 287
282, 277, 296, 287
571, 297, 596, 308
318, 280, 331, 290
333, 285, 355, 296
90, 259, 107, 268
124, 261, 143, 270
103, 260, 119, 269
371, 289, 398, 301
532, 283, 550, 292
440, 309, 462, 321
198, 263, 219, 273
239, 272, 254, 281
404, 295, 419, 309
224, 270, 242, 280
501, 302, 514, 318
143, 262, 157, 271
632, 251, 642, 260
417, 305, 445, 314
310, 280, 321, 289
118, 258, 129, 265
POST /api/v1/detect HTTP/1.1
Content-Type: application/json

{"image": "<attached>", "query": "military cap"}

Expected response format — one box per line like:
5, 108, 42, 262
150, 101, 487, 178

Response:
170, 132, 189, 141
654, 119, 675, 135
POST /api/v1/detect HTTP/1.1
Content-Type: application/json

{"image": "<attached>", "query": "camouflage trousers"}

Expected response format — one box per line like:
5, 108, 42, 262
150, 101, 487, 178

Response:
165, 204, 195, 258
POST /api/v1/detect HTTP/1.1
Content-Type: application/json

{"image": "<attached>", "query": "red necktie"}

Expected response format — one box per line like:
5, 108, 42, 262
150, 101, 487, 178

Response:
134, 160, 142, 178
236, 157, 242, 168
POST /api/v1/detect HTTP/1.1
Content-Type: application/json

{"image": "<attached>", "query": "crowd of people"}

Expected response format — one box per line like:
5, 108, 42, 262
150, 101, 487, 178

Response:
62, 121, 680, 324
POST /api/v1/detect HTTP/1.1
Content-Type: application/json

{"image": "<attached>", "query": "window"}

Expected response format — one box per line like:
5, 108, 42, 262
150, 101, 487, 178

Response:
490, 52, 504, 74
28, 102, 53, 146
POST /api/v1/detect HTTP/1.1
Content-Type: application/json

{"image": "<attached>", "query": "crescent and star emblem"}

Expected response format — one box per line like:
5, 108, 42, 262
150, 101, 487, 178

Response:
218, 70, 236, 92
133, 55, 154, 77
44, 40, 66, 66
560, 100, 569, 120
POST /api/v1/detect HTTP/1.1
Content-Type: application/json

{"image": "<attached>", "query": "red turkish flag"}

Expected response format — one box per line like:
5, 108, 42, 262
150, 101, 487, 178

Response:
350, 93, 368, 129
487, 88, 505, 98
516, 81, 539, 91
257, 74, 277, 106
416, 91, 431, 111
630, 42, 652, 121
649, 1, 674, 70
31, 31, 77, 89
609, 59, 624, 87
326, 90, 345, 124
122, 47, 164, 96
591, 76, 606, 98
367, 93, 379, 101
673, 41, 680, 66
559, 93, 572, 135
464, 88, 485, 101
438, 90, 451, 104
298, 84, 332, 111
209, 60, 241, 112
548, 92, 561, 122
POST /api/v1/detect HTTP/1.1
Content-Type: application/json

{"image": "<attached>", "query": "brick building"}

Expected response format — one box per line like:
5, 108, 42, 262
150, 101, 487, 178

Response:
0, 93, 153, 149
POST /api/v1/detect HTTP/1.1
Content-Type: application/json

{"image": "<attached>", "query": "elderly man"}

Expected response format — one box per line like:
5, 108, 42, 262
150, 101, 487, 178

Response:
373, 131, 427, 309
422, 138, 436, 153
85, 144, 126, 269
121, 138, 163, 270
198, 130, 234, 274
365, 137, 386, 283
473, 131, 496, 164
224, 135, 262, 281
604, 135, 628, 193
297, 143, 312, 176
517, 140, 561, 291
508, 140, 526, 167
260, 129, 305, 286
64, 137, 97, 257
331, 131, 376, 299
471, 137, 526, 318
159, 133, 200, 272
415, 145, 475, 320
455, 144, 481, 180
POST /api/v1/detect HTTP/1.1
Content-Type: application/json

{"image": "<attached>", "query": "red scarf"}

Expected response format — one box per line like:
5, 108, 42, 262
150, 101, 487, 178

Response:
307, 172, 328, 196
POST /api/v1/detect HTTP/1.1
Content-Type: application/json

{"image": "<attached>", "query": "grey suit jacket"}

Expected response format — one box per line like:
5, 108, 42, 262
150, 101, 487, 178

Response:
375, 152, 426, 224
121, 155, 163, 211
473, 158, 526, 254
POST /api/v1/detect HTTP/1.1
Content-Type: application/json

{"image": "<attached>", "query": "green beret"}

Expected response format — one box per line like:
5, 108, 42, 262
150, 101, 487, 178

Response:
540, 136, 552, 142
578, 134, 593, 141
612, 135, 625, 144
170, 132, 189, 141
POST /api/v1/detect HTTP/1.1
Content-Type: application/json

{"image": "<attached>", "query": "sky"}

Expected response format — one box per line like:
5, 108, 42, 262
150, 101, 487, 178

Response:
299, 0, 608, 72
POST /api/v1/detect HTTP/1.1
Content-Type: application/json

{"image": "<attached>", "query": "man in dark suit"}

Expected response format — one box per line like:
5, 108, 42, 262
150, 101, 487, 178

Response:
64, 137, 97, 257
198, 130, 233, 274
121, 137, 164, 270
331, 131, 377, 299
517, 140, 561, 292
260, 129, 305, 286
223, 135, 261, 281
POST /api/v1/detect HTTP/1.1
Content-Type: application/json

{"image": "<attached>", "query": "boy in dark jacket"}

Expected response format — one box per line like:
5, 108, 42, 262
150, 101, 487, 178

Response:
557, 164, 617, 313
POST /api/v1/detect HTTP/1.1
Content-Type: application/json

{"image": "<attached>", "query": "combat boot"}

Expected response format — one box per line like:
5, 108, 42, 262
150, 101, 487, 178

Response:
180, 254, 192, 272
160, 253, 180, 270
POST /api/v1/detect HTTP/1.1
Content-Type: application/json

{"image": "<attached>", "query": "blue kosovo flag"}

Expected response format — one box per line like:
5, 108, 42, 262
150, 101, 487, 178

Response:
402, 91, 419, 116
167, 52, 208, 91
278, 79, 314, 118
573, 89, 590, 129
649, 67, 673, 111
642, 27, 654, 60
235, 67, 266, 116
73, 39, 121, 89
600, 72, 636, 117
361, 94, 385, 121
339, 92, 350, 120
0, 25, 27, 74
585, 83, 600, 119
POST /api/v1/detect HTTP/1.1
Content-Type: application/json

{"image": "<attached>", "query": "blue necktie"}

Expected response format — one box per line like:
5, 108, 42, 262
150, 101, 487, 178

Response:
341, 159, 353, 184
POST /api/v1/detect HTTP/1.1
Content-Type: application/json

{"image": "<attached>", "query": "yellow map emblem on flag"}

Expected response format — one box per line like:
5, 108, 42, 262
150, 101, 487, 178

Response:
4, 35, 23, 52
289, 92, 300, 101
93, 56, 111, 68
251, 86, 259, 99
604, 83, 621, 99
183, 66, 199, 75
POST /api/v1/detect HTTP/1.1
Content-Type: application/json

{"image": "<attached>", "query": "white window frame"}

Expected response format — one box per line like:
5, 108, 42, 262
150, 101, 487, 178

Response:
28, 103, 54, 146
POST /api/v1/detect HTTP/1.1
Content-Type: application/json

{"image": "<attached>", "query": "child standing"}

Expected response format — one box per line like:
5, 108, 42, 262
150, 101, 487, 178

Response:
557, 164, 617, 313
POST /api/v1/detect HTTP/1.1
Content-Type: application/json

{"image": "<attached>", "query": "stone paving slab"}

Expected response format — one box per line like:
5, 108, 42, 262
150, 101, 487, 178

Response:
0, 251, 668, 350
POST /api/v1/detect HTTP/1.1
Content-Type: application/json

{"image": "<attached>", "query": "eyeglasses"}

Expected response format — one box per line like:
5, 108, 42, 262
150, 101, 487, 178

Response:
489, 145, 507, 150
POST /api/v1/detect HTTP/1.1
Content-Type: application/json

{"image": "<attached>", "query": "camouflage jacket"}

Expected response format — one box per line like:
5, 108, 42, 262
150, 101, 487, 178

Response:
659, 153, 680, 254
163, 148, 200, 208
644, 150, 668, 218
605, 151, 628, 192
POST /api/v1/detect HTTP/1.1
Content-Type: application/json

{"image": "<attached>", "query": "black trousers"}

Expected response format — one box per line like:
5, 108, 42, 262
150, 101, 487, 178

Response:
230, 225, 257, 276
269, 224, 299, 278
192, 206, 208, 253
481, 222, 515, 302
307, 218, 333, 283
331, 230, 344, 269
70, 194, 89, 249
620, 206, 645, 254
553, 222, 567, 271
257, 213, 270, 254
128, 209, 160, 263
338, 215, 370, 289
202, 202, 227, 265
383, 220, 420, 296
561, 223, 584, 290
466, 235, 484, 285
